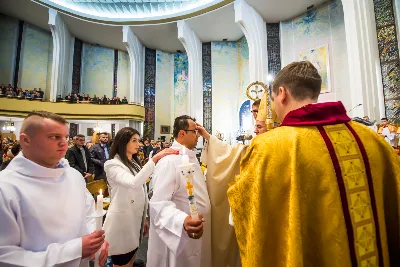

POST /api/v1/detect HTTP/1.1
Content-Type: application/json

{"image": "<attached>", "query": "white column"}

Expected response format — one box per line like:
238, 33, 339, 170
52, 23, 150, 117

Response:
129, 120, 142, 135
177, 20, 203, 125
48, 9, 71, 102
123, 26, 144, 105
342, 0, 385, 119
234, 0, 268, 84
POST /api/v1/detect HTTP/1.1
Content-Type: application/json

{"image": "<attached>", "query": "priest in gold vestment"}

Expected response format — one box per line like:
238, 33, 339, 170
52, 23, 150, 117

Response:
199, 91, 273, 267
228, 61, 400, 266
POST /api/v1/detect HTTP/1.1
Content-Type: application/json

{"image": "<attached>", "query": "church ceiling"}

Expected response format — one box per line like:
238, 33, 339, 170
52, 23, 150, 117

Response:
34, 0, 229, 24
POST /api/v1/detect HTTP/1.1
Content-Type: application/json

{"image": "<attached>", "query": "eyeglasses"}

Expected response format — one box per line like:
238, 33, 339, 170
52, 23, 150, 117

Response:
251, 110, 258, 113
185, 129, 198, 134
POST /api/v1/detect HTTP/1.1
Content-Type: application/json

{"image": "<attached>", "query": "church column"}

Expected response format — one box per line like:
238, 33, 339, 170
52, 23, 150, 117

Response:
234, 0, 268, 84
341, 0, 385, 119
48, 9, 71, 102
177, 20, 203, 125
122, 26, 144, 105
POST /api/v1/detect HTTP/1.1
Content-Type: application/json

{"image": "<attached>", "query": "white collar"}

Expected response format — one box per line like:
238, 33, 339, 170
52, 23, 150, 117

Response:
171, 141, 197, 159
7, 152, 69, 180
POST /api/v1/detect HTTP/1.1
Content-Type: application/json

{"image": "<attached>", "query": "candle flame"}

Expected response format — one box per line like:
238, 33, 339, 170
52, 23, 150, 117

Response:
100, 189, 102, 195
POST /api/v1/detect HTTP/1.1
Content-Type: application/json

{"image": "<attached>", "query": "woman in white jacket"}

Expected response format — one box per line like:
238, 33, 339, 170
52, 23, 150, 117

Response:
103, 127, 178, 267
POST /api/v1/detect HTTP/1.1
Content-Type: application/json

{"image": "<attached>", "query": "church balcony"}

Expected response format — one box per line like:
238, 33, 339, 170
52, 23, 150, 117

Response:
0, 97, 144, 121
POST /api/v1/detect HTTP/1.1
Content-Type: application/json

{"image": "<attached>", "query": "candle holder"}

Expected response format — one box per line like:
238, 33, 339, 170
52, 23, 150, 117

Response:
177, 161, 199, 220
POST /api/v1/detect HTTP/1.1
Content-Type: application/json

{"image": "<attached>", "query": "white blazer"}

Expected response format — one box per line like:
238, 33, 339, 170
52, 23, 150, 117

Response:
103, 155, 155, 256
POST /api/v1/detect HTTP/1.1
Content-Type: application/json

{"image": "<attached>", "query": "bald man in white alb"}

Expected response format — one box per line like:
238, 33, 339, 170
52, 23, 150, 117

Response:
0, 111, 108, 267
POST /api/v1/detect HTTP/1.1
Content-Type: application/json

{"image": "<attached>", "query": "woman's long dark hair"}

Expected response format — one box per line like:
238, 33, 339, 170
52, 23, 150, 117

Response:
109, 127, 142, 173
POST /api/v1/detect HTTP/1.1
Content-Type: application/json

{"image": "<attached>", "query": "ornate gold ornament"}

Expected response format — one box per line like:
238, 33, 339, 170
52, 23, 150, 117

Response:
246, 81, 268, 101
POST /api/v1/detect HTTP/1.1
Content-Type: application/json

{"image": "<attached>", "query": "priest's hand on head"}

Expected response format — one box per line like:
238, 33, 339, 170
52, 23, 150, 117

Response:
152, 148, 179, 164
184, 215, 205, 239
195, 124, 210, 140
82, 230, 105, 259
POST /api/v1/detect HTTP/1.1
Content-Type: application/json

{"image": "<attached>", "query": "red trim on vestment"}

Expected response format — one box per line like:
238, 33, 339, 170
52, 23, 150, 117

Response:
345, 122, 383, 266
281, 102, 351, 126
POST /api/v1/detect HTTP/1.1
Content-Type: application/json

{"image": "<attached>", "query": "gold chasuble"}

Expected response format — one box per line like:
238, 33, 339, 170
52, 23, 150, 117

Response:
228, 102, 400, 267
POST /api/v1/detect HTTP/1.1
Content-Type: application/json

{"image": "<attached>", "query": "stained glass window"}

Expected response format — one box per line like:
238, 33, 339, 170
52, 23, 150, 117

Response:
143, 48, 156, 139
373, 0, 400, 123
202, 42, 212, 134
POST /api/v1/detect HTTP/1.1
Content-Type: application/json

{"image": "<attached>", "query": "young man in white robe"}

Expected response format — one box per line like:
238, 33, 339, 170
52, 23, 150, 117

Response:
147, 115, 211, 267
0, 111, 108, 267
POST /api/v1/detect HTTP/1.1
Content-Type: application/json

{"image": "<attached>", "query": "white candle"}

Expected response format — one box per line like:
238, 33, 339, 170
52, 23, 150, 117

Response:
96, 189, 103, 212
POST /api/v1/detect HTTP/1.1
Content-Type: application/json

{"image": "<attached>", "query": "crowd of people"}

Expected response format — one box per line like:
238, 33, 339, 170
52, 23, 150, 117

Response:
0, 84, 44, 99
59, 93, 129, 105
0, 84, 130, 105
0, 61, 399, 267
0, 138, 21, 171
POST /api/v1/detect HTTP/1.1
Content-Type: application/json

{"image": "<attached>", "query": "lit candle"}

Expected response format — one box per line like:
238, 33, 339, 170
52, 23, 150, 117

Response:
96, 189, 103, 213
182, 147, 190, 165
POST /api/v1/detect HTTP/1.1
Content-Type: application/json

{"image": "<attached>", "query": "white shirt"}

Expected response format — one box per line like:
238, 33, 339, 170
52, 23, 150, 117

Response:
147, 141, 211, 267
0, 153, 95, 267
381, 127, 397, 147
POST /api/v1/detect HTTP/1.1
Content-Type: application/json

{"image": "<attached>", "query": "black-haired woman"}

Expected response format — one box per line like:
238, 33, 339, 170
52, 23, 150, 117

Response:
103, 127, 178, 267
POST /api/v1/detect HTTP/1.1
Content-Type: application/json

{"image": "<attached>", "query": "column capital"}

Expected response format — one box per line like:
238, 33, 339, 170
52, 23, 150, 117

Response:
234, 0, 268, 84
48, 9, 71, 102
122, 26, 144, 105
177, 20, 203, 124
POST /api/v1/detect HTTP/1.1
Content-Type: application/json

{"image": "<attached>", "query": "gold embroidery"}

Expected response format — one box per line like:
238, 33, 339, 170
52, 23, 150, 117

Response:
324, 125, 378, 265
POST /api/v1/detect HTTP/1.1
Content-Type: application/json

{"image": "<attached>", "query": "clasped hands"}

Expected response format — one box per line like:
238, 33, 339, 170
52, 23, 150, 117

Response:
184, 215, 205, 240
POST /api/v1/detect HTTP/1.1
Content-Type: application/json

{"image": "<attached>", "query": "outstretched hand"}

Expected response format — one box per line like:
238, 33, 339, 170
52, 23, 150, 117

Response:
152, 148, 179, 164
195, 123, 210, 140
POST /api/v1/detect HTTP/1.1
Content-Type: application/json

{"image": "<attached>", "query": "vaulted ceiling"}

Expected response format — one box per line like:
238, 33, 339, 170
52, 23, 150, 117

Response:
0, 0, 328, 52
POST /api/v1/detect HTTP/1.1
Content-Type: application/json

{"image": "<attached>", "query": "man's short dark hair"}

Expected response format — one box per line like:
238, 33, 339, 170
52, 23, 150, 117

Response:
75, 134, 85, 139
272, 61, 322, 101
98, 132, 109, 136
252, 100, 261, 107
381, 118, 388, 121
173, 115, 196, 138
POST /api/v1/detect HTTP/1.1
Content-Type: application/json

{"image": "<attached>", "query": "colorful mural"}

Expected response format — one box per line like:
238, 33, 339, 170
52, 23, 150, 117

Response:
211, 37, 249, 138
19, 24, 53, 92
299, 44, 330, 93
202, 42, 212, 135
280, 0, 349, 105
174, 53, 189, 118
0, 14, 18, 85
117, 50, 130, 100
373, 0, 400, 123
155, 50, 174, 140
144, 48, 156, 140
81, 43, 114, 97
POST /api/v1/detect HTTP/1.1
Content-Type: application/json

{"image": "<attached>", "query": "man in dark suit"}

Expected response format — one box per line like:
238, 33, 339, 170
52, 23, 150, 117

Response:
66, 134, 94, 182
90, 132, 110, 180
